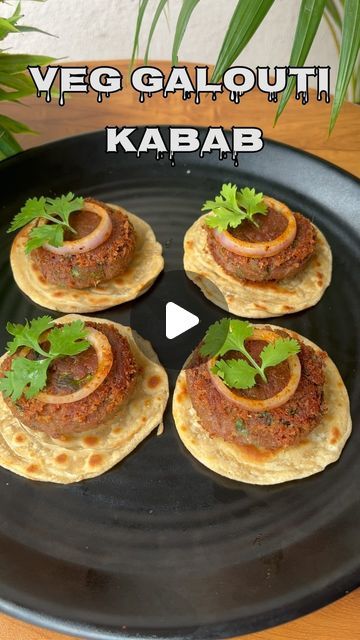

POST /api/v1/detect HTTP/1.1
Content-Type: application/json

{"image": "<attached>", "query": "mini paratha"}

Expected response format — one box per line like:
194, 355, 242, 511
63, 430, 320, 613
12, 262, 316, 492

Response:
0, 315, 169, 483
184, 215, 332, 318
173, 326, 351, 485
11, 206, 164, 313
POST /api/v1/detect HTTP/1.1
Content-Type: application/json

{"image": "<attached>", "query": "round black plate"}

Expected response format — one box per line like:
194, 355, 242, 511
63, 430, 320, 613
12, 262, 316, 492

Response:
0, 129, 359, 640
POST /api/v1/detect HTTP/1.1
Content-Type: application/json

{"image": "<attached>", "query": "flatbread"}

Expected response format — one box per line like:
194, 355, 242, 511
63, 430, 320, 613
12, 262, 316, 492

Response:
184, 215, 332, 318
0, 315, 169, 483
10, 206, 164, 313
173, 326, 351, 485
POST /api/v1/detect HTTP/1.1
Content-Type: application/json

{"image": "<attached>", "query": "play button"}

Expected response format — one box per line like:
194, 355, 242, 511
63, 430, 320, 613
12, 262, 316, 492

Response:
129, 269, 228, 373
166, 302, 199, 339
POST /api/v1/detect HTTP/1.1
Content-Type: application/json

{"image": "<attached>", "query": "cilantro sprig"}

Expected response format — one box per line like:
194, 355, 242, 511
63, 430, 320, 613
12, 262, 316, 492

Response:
0, 317, 90, 401
202, 184, 268, 232
200, 318, 300, 390
8, 193, 84, 253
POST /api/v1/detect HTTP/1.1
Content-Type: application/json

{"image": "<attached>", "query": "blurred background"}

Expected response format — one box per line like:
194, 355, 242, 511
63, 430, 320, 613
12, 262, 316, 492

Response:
3, 0, 339, 90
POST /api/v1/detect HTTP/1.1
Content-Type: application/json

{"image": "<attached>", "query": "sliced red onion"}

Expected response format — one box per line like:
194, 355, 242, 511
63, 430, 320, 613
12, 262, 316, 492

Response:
214, 199, 297, 258
36, 327, 113, 404
43, 201, 113, 255
208, 328, 301, 412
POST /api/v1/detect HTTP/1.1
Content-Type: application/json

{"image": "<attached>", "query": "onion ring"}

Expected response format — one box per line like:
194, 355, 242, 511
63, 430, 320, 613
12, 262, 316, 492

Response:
42, 201, 113, 255
213, 197, 297, 258
208, 328, 301, 411
32, 327, 113, 405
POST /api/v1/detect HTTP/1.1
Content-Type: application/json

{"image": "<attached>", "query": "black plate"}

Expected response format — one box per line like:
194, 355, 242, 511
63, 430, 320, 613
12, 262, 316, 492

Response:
0, 128, 359, 640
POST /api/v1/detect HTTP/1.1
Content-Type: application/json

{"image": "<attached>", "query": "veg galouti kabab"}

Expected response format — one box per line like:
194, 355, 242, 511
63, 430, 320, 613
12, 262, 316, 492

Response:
184, 184, 332, 317
0, 314, 168, 483
173, 318, 351, 484
9, 194, 164, 313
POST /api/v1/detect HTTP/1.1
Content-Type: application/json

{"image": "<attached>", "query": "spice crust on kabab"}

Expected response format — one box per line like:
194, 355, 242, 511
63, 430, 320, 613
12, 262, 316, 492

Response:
9, 193, 163, 313
184, 184, 332, 317
0, 314, 168, 483
173, 319, 351, 484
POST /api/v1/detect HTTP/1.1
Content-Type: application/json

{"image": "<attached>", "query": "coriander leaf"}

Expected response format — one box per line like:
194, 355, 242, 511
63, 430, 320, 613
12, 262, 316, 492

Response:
200, 318, 301, 391
219, 319, 254, 356
46, 193, 84, 227
7, 192, 84, 251
48, 320, 90, 356
237, 187, 267, 225
202, 183, 267, 231
26, 223, 64, 253
203, 183, 246, 232
259, 337, 300, 370
0, 357, 50, 401
213, 358, 257, 389
17, 357, 50, 400
0, 317, 91, 402
204, 208, 243, 232
6, 316, 54, 356
8, 196, 47, 232
200, 318, 230, 357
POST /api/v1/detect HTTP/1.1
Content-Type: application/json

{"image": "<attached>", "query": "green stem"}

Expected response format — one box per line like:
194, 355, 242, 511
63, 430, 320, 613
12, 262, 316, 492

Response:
239, 348, 267, 382
43, 214, 77, 235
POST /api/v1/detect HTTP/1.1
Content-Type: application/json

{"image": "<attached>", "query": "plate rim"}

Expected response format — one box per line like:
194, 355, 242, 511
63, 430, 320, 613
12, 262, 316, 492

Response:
0, 128, 359, 639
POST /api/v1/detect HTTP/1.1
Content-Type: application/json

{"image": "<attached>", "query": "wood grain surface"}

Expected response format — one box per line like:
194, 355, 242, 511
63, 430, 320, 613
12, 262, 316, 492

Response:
0, 60, 359, 640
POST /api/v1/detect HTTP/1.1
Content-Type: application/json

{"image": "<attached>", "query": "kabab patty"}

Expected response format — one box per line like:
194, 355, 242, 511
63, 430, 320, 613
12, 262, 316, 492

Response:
2, 322, 138, 437
32, 198, 136, 289
185, 330, 326, 450
206, 209, 317, 282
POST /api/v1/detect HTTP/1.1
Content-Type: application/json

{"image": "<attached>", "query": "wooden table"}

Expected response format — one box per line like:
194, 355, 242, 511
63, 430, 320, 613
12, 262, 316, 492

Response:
1, 60, 359, 640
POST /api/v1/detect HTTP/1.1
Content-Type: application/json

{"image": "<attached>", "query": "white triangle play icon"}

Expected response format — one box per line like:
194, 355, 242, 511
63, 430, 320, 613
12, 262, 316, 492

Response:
166, 302, 200, 340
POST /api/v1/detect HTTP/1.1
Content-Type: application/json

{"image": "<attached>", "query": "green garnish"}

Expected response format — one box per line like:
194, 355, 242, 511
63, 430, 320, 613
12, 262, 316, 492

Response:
0, 317, 90, 401
202, 183, 268, 232
259, 411, 273, 426
235, 419, 247, 434
8, 193, 84, 253
200, 318, 300, 391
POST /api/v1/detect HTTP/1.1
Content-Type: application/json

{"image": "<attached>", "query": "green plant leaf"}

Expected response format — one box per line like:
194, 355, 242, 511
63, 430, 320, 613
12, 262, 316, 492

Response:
0, 126, 22, 157
325, 0, 342, 28
330, 0, 360, 131
323, 9, 341, 57
213, 358, 258, 390
0, 18, 19, 41
17, 25, 55, 36
0, 114, 36, 134
0, 52, 54, 73
211, 0, 276, 83
130, 0, 150, 69
274, 0, 327, 124
0, 71, 34, 92
200, 318, 231, 358
144, 0, 168, 64
172, 0, 201, 65
8, 1, 22, 25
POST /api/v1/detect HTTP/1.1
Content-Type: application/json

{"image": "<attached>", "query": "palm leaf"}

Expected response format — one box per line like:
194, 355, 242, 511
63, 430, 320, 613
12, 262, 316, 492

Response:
0, 114, 36, 134
211, 0, 276, 83
172, 0, 201, 65
274, 0, 326, 124
0, 126, 22, 158
17, 25, 55, 36
144, 0, 168, 64
8, 2, 22, 25
324, 8, 341, 53
0, 18, 19, 41
130, 0, 150, 69
325, 0, 342, 27
0, 71, 34, 92
330, 0, 360, 130
0, 52, 54, 73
